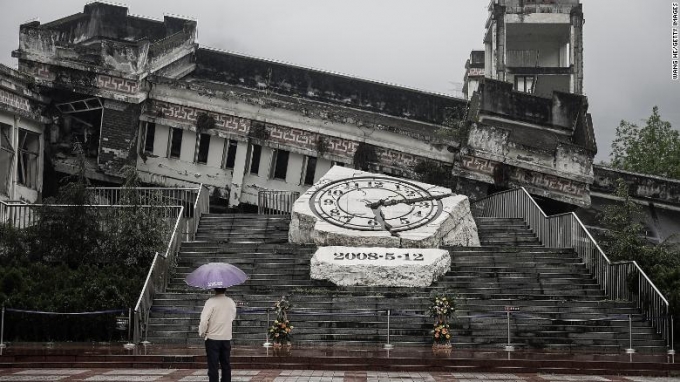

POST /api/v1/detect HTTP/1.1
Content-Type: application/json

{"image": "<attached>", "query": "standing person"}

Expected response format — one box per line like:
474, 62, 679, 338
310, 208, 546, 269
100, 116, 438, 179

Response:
199, 288, 237, 382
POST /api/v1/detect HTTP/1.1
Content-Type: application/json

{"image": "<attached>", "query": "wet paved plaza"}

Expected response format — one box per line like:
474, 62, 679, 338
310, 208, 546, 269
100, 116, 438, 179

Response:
1, 369, 680, 382
1, 343, 678, 381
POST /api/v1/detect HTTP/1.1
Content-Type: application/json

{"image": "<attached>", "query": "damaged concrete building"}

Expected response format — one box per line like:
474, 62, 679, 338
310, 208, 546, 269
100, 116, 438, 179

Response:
7, 0, 595, 212
0, 65, 50, 204
5, 0, 679, 237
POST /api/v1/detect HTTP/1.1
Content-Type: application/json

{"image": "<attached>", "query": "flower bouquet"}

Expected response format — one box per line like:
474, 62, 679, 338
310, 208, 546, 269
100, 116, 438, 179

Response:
268, 296, 293, 352
432, 320, 452, 344
428, 293, 455, 320
428, 292, 455, 354
268, 318, 293, 345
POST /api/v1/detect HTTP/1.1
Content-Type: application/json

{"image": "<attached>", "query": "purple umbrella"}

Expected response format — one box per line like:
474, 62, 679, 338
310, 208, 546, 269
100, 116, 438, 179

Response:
185, 262, 249, 289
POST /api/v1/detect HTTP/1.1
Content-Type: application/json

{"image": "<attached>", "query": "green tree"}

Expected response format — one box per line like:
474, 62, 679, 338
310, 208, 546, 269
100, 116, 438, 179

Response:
600, 179, 680, 319
610, 106, 680, 179
0, 155, 172, 341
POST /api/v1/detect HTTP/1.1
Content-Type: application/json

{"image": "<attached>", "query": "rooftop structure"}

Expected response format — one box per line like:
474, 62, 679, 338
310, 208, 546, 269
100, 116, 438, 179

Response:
481, 0, 584, 97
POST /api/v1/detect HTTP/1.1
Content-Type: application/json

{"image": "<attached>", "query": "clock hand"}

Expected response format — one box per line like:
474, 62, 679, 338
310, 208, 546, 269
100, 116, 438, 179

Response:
368, 203, 394, 234
365, 192, 455, 209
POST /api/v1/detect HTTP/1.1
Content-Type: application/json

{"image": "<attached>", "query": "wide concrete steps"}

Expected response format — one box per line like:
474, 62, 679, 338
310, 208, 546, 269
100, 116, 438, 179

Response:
193, 214, 290, 243
142, 213, 667, 353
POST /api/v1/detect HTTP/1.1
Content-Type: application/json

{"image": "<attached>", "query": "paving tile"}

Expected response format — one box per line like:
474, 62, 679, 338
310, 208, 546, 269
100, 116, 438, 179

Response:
183, 370, 258, 381
178, 377, 253, 382
101, 370, 178, 376
0, 376, 67, 382
450, 374, 525, 380
538, 376, 611, 382
13, 371, 89, 376
366, 371, 436, 382
84, 376, 161, 382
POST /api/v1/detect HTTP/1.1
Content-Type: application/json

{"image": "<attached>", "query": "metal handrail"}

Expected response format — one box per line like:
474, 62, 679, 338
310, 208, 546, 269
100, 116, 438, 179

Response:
190, 185, 210, 240
130, 185, 210, 343
472, 187, 671, 347
258, 190, 300, 215
88, 187, 201, 217
0, 203, 180, 229
132, 206, 184, 345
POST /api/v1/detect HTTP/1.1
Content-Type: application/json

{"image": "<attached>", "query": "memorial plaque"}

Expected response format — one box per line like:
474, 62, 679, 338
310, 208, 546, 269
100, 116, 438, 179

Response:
310, 246, 451, 287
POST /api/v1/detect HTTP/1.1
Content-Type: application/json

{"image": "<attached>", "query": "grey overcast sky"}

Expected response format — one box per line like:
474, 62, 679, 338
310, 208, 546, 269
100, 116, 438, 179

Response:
1, 0, 678, 163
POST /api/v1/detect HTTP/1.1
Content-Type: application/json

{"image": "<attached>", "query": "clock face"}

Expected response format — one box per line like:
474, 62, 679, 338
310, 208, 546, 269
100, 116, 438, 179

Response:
309, 176, 443, 232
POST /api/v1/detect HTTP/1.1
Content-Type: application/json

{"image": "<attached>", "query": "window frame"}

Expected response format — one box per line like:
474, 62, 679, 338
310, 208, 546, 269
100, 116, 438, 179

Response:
514, 75, 535, 94
0, 123, 15, 195
143, 122, 156, 153
17, 129, 40, 189
249, 144, 262, 175
168, 127, 183, 159
303, 156, 317, 185
222, 139, 238, 169
196, 133, 211, 165
270, 149, 290, 181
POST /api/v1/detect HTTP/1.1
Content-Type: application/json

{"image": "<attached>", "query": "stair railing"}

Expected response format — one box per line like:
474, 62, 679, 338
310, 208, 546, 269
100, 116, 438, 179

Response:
472, 187, 671, 347
258, 190, 300, 215
131, 185, 211, 344
133, 205, 184, 345
88, 185, 210, 241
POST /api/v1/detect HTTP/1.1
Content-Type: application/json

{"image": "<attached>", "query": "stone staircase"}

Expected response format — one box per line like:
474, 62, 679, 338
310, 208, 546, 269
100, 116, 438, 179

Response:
143, 214, 666, 353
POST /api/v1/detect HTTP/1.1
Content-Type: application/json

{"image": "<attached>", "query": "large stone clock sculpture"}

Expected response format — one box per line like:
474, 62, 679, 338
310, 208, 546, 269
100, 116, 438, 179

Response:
289, 166, 480, 248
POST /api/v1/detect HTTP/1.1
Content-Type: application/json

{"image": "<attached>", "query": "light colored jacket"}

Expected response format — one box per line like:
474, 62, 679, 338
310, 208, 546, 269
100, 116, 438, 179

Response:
199, 294, 237, 340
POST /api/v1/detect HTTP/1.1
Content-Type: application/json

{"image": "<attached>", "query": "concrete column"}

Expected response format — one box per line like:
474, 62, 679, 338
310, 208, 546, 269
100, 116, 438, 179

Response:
570, 5, 584, 94
495, 5, 507, 82
11, 115, 20, 200
229, 140, 249, 208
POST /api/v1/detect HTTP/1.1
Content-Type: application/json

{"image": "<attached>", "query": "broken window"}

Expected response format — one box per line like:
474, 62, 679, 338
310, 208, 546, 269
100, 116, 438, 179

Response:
222, 139, 238, 169
18, 129, 40, 190
169, 128, 183, 159
144, 123, 156, 153
515, 76, 535, 94
54, 98, 103, 159
250, 144, 262, 175
196, 133, 210, 164
303, 156, 317, 185
0, 123, 14, 196
271, 149, 290, 180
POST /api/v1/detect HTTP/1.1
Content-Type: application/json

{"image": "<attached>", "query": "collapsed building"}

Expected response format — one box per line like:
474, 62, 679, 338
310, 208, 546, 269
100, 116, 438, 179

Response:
1, 0, 678, 241
3, 0, 593, 208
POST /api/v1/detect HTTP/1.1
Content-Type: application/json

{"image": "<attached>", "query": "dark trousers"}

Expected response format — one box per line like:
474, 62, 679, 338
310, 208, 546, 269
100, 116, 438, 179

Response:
205, 339, 231, 382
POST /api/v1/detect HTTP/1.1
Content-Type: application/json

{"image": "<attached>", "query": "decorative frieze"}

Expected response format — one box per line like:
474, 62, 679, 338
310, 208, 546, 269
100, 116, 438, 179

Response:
149, 100, 250, 134
460, 154, 586, 197
26, 63, 141, 95
96, 75, 139, 94
0, 89, 30, 112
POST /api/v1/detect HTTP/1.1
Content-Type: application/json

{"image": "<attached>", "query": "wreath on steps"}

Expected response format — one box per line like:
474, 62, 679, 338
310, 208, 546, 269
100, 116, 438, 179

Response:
268, 295, 293, 344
